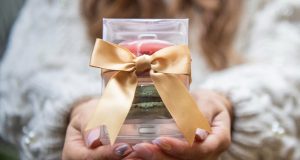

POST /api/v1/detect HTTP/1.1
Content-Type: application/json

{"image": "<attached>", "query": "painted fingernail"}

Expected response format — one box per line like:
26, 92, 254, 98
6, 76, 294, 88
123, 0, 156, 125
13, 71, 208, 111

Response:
115, 144, 132, 157
195, 128, 208, 141
133, 144, 152, 158
152, 138, 171, 151
86, 128, 101, 148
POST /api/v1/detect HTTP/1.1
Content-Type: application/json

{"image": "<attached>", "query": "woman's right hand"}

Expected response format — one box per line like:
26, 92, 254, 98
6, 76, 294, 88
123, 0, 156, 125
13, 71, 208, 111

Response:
62, 99, 133, 160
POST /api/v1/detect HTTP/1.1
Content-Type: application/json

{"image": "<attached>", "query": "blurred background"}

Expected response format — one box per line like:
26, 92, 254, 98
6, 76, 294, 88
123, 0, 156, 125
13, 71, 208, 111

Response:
0, 0, 299, 159
0, 0, 24, 159
0, 0, 24, 59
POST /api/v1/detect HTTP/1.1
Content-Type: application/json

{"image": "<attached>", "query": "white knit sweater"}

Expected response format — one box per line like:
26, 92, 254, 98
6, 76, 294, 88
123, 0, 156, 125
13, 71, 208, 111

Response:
0, 0, 300, 159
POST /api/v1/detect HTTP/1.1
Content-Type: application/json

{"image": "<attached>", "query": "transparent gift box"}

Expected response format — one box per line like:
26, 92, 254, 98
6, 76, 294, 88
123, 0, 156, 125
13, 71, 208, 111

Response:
100, 19, 190, 145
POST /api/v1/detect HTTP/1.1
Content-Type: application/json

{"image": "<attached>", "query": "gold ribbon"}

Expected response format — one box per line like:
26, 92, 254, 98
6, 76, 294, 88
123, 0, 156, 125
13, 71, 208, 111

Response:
86, 39, 211, 145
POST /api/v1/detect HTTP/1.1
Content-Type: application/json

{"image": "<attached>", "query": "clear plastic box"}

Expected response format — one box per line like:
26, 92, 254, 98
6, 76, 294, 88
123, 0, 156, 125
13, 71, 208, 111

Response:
100, 19, 189, 145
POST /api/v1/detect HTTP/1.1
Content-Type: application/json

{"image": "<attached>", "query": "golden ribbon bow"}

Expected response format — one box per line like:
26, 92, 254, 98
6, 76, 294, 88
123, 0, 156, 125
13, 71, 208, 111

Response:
86, 39, 211, 145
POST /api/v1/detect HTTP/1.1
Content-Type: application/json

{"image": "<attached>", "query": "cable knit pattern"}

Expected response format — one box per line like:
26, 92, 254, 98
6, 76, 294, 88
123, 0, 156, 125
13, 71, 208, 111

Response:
201, 0, 300, 159
202, 65, 300, 160
0, 0, 300, 159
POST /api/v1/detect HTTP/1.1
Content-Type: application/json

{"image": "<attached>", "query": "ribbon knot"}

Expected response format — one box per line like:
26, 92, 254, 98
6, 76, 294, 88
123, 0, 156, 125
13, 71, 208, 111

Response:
135, 54, 151, 74
86, 39, 211, 145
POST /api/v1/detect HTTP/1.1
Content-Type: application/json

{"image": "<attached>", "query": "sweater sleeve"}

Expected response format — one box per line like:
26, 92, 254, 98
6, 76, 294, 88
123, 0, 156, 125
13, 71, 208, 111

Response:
0, 0, 101, 159
200, 1, 300, 159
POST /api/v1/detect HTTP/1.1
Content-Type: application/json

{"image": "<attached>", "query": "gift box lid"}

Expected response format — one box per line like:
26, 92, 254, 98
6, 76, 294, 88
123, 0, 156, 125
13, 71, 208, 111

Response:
103, 19, 188, 45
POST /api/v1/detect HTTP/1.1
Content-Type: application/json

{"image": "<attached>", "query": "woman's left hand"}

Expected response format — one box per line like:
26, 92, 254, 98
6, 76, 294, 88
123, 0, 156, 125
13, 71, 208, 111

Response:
126, 90, 233, 160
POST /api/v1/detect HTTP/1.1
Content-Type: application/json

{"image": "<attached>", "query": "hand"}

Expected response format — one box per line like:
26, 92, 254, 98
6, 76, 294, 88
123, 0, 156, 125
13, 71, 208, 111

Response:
62, 99, 133, 160
126, 90, 232, 160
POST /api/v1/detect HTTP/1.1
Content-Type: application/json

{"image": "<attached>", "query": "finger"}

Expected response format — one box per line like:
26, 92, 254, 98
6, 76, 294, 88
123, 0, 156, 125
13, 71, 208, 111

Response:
68, 106, 102, 149
126, 143, 177, 160
152, 137, 198, 159
195, 128, 209, 142
88, 143, 133, 160
152, 128, 209, 157
63, 125, 133, 160
200, 110, 231, 152
192, 111, 231, 156
153, 111, 231, 159
64, 140, 133, 160
64, 144, 133, 160
152, 135, 218, 159
72, 109, 103, 149
193, 90, 232, 150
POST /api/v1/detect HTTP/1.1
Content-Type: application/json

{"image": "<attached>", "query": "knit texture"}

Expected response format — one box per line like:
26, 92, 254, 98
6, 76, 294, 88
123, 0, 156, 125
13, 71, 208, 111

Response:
0, 0, 101, 159
202, 1, 300, 159
0, 0, 300, 159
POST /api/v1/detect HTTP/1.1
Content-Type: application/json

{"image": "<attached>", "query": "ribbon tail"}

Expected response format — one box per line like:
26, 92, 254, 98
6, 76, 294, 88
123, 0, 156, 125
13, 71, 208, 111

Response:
85, 71, 137, 144
151, 72, 211, 145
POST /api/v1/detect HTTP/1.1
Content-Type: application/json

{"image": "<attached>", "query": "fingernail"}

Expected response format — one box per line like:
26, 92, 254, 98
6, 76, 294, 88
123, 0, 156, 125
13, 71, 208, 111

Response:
115, 144, 132, 157
86, 128, 101, 148
133, 144, 152, 158
152, 138, 171, 151
195, 128, 208, 141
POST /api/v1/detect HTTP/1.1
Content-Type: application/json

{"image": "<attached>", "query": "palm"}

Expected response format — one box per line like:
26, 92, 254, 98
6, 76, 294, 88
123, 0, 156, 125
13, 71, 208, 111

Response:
126, 90, 232, 160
